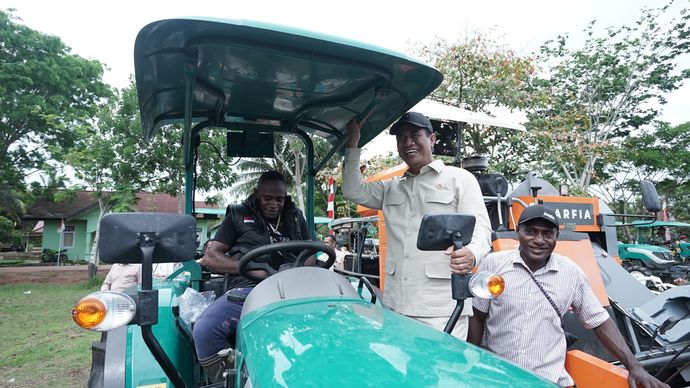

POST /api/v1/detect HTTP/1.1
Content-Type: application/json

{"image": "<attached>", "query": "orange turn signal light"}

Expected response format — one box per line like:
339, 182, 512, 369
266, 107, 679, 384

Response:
468, 272, 506, 299
487, 274, 505, 297
72, 291, 136, 331
72, 297, 106, 329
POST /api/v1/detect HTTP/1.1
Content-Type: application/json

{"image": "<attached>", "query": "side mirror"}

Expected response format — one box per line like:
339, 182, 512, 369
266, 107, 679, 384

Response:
417, 214, 475, 251
417, 214, 496, 335
640, 180, 661, 213
99, 213, 197, 264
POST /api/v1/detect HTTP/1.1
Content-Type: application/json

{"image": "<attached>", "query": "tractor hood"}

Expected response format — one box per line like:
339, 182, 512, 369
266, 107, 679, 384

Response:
620, 243, 672, 253
237, 298, 556, 387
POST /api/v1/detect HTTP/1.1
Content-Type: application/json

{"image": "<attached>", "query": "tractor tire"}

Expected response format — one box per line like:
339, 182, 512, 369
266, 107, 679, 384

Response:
627, 265, 652, 281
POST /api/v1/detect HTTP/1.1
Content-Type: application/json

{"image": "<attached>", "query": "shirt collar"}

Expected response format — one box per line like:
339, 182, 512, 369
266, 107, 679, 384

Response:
403, 160, 444, 178
512, 247, 560, 274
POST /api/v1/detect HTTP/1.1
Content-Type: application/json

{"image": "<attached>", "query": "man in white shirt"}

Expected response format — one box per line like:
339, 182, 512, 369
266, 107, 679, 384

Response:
342, 112, 492, 338
322, 234, 349, 270
101, 263, 141, 292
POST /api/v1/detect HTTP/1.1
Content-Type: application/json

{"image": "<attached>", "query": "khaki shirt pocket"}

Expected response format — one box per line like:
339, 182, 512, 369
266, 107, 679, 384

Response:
384, 187, 407, 206
425, 190, 455, 205
424, 262, 451, 279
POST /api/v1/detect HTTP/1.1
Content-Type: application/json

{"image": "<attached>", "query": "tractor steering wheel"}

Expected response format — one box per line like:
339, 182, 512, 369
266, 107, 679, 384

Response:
238, 241, 336, 282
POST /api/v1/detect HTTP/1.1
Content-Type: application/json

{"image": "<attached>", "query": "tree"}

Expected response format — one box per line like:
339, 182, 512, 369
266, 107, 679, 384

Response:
413, 29, 536, 178
0, 9, 112, 218
622, 121, 690, 222
0, 185, 25, 224
314, 151, 404, 220
58, 93, 135, 267
360, 152, 404, 177
0, 215, 22, 248
227, 135, 296, 204
230, 135, 339, 213
527, 1, 690, 193
27, 168, 69, 203
58, 81, 235, 267
415, 29, 534, 115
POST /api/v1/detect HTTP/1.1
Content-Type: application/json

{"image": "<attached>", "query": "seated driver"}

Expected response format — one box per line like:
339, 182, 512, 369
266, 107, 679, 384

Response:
193, 170, 311, 381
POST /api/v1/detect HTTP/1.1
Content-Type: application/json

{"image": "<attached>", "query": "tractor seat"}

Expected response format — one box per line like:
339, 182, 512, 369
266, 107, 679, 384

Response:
240, 266, 359, 317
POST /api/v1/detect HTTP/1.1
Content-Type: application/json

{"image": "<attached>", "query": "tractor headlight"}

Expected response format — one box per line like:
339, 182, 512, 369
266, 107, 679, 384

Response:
468, 272, 505, 299
72, 291, 136, 331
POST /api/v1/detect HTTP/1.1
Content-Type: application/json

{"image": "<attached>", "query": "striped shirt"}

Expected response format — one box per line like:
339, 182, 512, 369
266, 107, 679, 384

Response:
473, 249, 609, 386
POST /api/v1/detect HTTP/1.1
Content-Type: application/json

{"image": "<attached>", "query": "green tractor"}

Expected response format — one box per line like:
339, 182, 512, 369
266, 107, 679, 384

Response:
71, 17, 558, 388
618, 220, 690, 284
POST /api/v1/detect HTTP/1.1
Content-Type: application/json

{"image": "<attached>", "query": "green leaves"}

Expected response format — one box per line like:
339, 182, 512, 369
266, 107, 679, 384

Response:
0, 215, 22, 247
412, 29, 536, 178
416, 30, 535, 115
619, 120, 690, 220
0, 9, 111, 220
527, 1, 690, 192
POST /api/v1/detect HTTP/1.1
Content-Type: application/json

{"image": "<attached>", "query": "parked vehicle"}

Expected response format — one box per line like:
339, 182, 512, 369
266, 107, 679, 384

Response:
71, 17, 556, 388
619, 220, 690, 283
329, 216, 380, 285
38, 248, 68, 263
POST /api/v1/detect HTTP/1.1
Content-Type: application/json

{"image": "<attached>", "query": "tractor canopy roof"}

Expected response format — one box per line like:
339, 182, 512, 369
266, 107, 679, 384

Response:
631, 220, 690, 229
133, 17, 443, 155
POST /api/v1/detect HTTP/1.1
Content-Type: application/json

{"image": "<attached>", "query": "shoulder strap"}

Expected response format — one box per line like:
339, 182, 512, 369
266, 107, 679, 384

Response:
524, 266, 563, 324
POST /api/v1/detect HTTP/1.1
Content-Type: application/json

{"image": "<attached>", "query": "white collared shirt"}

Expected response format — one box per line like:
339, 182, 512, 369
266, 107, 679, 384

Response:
101, 264, 141, 292
342, 148, 492, 316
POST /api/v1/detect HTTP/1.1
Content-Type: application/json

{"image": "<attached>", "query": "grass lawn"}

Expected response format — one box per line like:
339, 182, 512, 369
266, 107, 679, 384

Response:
0, 260, 27, 267
0, 279, 102, 387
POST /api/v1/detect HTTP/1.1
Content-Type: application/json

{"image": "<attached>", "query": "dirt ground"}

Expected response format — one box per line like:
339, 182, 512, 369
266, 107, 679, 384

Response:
0, 265, 111, 285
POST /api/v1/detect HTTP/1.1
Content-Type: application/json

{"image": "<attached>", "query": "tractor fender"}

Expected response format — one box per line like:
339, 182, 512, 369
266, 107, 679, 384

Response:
87, 326, 127, 388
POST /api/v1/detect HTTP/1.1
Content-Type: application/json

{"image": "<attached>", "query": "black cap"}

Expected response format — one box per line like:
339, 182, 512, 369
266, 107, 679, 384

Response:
390, 112, 433, 135
518, 204, 560, 229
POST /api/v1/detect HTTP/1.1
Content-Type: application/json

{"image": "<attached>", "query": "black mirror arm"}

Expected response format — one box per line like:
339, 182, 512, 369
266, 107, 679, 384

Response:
138, 232, 156, 290
134, 231, 188, 388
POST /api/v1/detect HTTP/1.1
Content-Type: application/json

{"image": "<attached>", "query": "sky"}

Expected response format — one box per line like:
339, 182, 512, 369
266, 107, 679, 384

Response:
2, 0, 689, 161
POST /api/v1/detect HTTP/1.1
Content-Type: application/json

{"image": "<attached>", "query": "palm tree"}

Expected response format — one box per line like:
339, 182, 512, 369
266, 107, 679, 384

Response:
229, 135, 295, 199
0, 185, 25, 223
230, 134, 338, 211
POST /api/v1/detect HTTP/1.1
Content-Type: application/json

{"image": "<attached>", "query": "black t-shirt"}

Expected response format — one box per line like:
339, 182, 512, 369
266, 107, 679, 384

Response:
213, 211, 294, 290
213, 216, 292, 250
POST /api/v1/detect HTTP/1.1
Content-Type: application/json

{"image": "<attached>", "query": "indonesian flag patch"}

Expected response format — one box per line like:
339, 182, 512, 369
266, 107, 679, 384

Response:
243, 217, 255, 223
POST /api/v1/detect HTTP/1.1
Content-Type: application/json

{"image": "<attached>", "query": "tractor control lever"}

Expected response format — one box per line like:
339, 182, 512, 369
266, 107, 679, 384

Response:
444, 233, 472, 334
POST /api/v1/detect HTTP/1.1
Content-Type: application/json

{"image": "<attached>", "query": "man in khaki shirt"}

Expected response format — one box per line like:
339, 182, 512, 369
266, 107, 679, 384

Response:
343, 112, 492, 338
